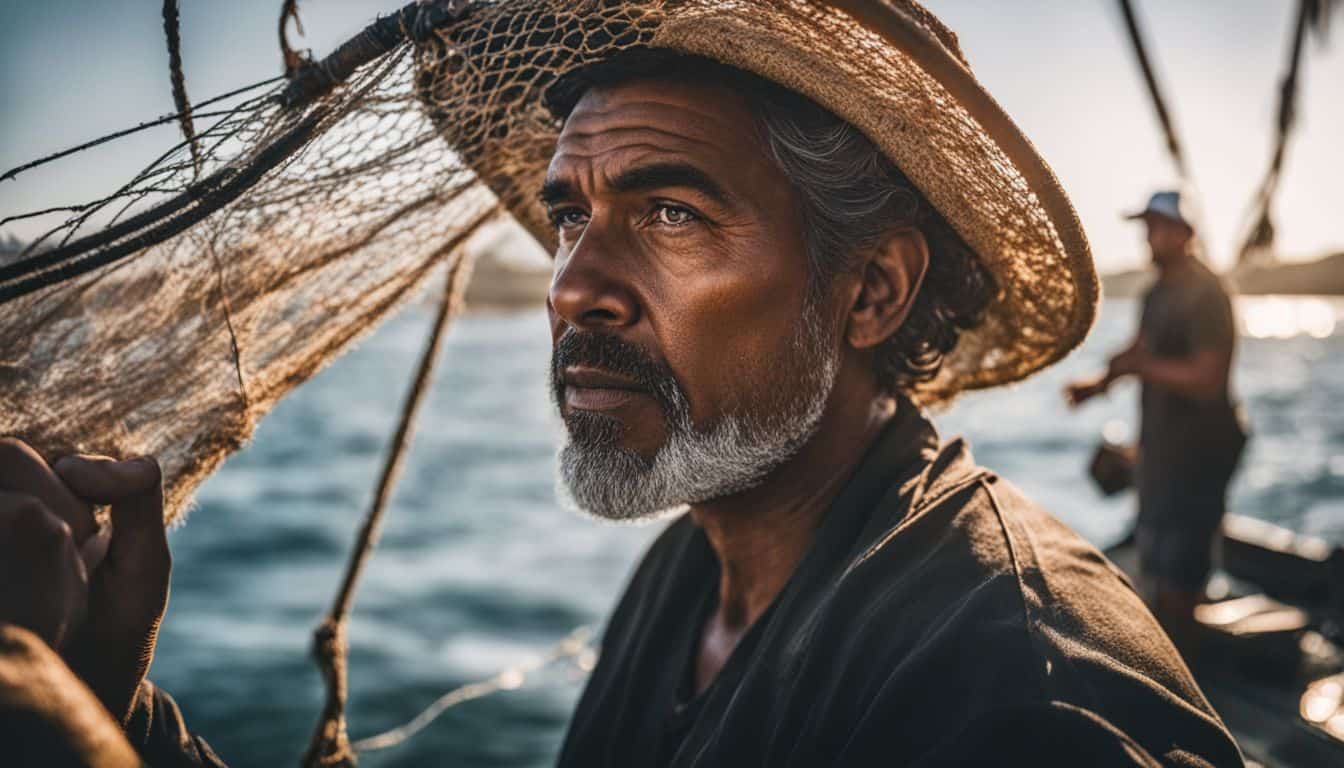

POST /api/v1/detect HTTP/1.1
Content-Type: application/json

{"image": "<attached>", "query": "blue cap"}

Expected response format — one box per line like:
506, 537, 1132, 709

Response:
1124, 190, 1194, 229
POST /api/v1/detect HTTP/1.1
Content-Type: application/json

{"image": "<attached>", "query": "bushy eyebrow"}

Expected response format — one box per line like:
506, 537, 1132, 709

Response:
609, 162, 732, 205
539, 177, 577, 207
539, 161, 733, 207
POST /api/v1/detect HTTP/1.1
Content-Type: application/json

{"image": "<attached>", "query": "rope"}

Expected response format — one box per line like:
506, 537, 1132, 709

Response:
0, 1, 471, 306
1116, 0, 1192, 182
280, 0, 308, 75
0, 80, 280, 184
1114, 0, 1218, 258
161, 0, 203, 177
1234, 0, 1333, 265
0, 109, 327, 304
351, 626, 597, 753
276, 1, 472, 111
301, 240, 483, 768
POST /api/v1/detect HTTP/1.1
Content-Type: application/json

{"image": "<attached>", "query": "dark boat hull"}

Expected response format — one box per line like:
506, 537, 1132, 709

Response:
1104, 515, 1344, 767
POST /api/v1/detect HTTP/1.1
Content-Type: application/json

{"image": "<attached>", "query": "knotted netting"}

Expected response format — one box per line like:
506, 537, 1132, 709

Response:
0, 5, 512, 521
2, 0, 1099, 529
0, 0, 676, 524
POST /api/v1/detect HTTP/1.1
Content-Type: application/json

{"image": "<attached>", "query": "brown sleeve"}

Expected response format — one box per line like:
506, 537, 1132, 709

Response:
123, 679, 228, 768
0, 623, 142, 767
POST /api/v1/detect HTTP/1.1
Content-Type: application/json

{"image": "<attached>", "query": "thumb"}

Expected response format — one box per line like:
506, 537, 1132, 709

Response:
54, 455, 167, 571
54, 455, 169, 724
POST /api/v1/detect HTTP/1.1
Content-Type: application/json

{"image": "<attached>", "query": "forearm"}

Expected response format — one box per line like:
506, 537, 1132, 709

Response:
1099, 339, 1144, 387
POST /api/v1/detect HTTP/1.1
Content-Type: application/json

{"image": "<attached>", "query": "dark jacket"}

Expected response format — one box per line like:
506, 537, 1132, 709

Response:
559, 403, 1243, 767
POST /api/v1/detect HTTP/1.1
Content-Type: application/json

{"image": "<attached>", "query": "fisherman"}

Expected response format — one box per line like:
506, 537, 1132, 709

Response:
1, 2, 1244, 765
1066, 190, 1246, 657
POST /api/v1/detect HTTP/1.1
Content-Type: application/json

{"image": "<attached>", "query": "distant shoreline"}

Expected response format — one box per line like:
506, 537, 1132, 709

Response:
7, 235, 1338, 305
1100, 252, 1344, 298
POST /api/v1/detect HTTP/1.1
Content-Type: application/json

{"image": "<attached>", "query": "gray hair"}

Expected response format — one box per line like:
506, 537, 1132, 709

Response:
547, 51, 997, 397
754, 105, 921, 292
747, 83, 996, 394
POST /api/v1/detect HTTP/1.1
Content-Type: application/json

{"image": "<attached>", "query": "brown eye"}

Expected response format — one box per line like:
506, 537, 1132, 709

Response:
654, 205, 696, 227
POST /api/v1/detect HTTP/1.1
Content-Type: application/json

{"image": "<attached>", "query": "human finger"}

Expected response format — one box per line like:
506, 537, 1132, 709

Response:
54, 455, 169, 594
0, 491, 89, 650
55, 456, 169, 723
0, 438, 98, 543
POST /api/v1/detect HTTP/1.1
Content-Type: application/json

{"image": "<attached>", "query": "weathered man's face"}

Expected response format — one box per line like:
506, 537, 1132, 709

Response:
542, 79, 840, 520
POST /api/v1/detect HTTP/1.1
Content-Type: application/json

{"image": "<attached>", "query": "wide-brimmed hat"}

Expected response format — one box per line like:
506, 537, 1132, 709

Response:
418, 0, 1097, 401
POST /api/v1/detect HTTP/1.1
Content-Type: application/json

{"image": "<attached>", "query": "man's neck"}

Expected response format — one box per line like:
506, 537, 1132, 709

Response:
1156, 250, 1200, 280
688, 389, 896, 632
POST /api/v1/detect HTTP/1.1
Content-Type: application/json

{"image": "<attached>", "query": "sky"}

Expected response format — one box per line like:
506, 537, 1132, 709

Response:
1, 0, 1340, 273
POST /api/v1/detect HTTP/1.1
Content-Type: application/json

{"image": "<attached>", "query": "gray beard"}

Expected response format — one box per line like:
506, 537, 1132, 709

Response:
555, 306, 838, 522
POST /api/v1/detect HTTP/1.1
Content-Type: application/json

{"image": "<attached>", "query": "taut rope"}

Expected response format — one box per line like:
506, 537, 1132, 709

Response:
1116, 0, 1192, 184
161, 0, 203, 177
1235, 0, 1336, 266
300, 218, 487, 767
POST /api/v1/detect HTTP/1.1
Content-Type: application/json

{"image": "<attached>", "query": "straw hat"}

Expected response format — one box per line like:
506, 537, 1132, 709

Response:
418, 0, 1097, 400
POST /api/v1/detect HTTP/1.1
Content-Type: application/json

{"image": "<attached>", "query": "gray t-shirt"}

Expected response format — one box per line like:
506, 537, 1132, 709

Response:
1138, 263, 1242, 493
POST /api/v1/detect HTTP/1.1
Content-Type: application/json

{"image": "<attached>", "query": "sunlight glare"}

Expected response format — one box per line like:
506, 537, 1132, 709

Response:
1239, 297, 1338, 339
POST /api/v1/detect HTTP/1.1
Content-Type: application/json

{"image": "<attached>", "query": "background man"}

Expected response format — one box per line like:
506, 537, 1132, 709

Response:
1067, 190, 1247, 655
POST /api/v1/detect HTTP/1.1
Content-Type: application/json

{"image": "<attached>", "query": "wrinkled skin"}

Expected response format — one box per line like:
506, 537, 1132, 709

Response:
0, 78, 932, 742
543, 79, 820, 459
0, 438, 170, 725
543, 79, 929, 693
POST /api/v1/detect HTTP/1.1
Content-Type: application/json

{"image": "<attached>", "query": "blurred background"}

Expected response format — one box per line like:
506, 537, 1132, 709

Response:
2, 1, 1341, 766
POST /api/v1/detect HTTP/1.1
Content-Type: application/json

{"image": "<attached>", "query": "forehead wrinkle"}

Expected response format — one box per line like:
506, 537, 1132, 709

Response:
556, 124, 722, 159
570, 95, 754, 133
548, 87, 783, 210
560, 92, 761, 155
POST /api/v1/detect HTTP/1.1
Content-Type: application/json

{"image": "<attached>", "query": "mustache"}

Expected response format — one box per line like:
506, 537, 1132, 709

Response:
550, 329, 685, 417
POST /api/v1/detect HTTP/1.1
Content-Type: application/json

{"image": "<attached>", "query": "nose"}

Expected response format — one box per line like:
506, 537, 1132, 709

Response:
548, 227, 641, 332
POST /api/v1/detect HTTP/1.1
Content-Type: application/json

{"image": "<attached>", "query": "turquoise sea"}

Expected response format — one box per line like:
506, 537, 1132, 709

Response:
151, 296, 1344, 766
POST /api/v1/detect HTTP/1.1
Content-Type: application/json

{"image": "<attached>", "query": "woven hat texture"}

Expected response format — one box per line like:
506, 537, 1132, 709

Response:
418, 0, 1098, 400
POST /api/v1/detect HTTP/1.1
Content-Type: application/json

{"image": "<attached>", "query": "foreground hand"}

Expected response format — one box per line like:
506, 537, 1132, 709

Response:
56, 454, 171, 724
0, 491, 89, 650
0, 438, 101, 649
0, 438, 102, 553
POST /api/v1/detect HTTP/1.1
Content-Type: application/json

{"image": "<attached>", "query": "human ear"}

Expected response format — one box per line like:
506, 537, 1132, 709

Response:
845, 228, 929, 350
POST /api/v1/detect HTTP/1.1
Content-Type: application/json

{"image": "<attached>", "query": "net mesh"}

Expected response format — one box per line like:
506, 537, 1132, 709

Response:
1, 0, 1092, 524
1, 34, 500, 521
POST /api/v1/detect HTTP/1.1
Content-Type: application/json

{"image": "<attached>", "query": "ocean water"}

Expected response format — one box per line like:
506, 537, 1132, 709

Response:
151, 296, 1344, 767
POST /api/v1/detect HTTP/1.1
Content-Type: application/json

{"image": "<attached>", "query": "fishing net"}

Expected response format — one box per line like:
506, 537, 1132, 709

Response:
0, 0, 671, 524
1, 0, 1096, 526
0, 7, 500, 522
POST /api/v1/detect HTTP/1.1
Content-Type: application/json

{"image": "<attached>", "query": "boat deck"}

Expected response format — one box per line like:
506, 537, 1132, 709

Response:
1105, 531, 1344, 767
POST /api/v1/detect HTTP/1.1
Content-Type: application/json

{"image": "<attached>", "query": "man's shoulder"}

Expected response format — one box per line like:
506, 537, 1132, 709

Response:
845, 445, 1117, 596
833, 456, 1236, 759
844, 457, 1118, 624
840, 450, 1199, 689
850, 459, 1150, 639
